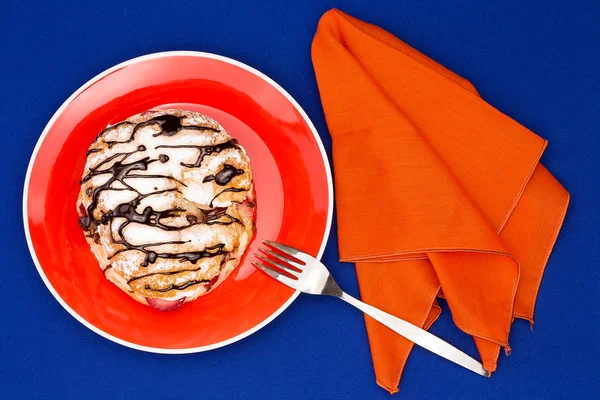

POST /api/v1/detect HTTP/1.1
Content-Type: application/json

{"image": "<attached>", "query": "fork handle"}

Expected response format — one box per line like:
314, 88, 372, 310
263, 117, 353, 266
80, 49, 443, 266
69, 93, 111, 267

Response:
337, 291, 490, 378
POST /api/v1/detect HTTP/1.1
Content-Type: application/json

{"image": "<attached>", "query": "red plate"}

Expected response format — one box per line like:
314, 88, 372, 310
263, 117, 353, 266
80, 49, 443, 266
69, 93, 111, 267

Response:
23, 52, 333, 352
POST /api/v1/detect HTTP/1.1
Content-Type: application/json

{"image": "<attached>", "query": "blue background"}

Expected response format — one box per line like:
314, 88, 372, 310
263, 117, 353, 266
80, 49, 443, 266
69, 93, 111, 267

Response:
1, 0, 599, 399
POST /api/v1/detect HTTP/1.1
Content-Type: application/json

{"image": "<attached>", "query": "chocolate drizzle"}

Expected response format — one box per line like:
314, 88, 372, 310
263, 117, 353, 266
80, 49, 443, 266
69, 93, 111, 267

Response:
128, 253, 232, 284
145, 279, 210, 293
79, 146, 233, 268
209, 187, 247, 208
111, 242, 226, 268
78, 112, 253, 291
81, 145, 154, 222
78, 216, 91, 230
203, 164, 244, 186
129, 268, 202, 284
101, 115, 221, 149
149, 115, 182, 137
103, 191, 230, 266
86, 148, 101, 156
156, 139, 239, 168
202, 207, 242, 225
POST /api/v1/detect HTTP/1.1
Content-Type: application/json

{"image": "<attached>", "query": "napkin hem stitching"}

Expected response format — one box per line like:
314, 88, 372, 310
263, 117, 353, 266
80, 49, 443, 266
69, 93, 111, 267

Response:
497, 140, 548, 234
525, 190, 570, 319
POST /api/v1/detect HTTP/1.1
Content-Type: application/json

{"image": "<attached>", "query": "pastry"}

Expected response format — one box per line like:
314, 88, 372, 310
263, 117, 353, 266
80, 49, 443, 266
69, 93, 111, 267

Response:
76, 109, 256, 311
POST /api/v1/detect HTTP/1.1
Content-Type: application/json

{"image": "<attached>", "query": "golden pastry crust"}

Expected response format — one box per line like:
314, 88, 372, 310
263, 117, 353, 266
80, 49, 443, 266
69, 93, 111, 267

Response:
77, 109, 256, 310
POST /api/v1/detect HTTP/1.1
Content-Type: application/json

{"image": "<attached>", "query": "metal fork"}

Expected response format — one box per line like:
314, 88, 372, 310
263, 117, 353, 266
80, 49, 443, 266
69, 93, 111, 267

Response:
252, 240, 491, 378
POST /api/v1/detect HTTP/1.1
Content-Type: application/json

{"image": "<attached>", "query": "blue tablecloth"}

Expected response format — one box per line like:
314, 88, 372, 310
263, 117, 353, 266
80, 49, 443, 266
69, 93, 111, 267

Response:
2, 1, 598, 398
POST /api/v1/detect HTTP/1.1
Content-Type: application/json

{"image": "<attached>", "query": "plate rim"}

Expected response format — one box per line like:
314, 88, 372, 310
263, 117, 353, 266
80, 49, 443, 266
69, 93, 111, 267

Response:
22, 51, 334, 354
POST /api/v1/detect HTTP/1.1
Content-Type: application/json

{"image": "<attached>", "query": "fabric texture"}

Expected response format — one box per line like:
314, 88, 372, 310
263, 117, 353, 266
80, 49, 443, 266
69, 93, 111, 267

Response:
311, 9, 570, 394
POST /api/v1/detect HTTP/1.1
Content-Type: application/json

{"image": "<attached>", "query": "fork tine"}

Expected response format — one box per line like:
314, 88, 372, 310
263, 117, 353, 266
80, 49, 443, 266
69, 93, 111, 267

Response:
255, 254, 299, 276
258, 248, 304, 270
262, 240, 308, 263
251, 261, 298, 287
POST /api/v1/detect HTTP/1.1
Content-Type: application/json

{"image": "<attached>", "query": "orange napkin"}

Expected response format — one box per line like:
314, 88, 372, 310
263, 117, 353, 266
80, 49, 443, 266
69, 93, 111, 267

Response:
311, 9, 569, 394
